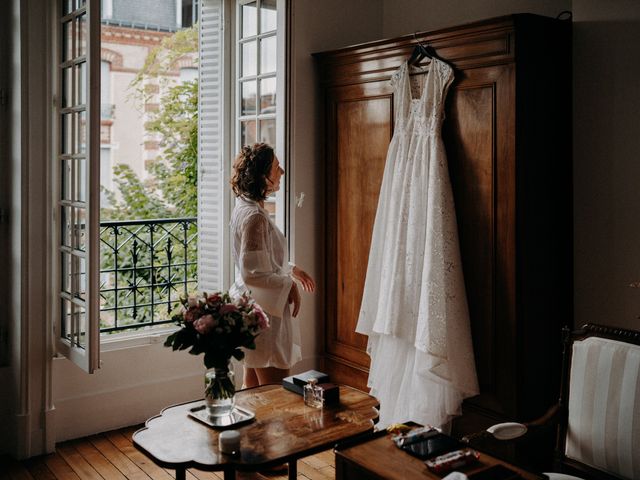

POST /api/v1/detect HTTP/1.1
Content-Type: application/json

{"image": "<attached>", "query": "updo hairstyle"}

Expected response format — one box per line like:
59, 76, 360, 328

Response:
230, 143, 275, 202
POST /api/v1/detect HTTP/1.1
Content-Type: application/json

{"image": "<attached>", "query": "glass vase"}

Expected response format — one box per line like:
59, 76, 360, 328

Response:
204, 363, 236, 418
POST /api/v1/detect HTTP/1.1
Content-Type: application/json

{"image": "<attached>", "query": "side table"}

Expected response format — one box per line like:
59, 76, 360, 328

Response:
133, 384, 379, 480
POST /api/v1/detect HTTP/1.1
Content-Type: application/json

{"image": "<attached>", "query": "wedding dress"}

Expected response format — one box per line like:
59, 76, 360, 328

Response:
355, 58, 479, 428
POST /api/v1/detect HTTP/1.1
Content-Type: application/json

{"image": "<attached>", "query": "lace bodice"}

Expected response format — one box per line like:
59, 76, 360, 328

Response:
390, 59, 454, 136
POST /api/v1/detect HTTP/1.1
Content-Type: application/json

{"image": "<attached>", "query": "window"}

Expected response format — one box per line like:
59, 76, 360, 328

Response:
180, 66, 198, 83
54, 0, 287, 367
235, 0, 284, 228
56, 0, 101, 373
103, 0, 113, 19
177, 0, 199, 28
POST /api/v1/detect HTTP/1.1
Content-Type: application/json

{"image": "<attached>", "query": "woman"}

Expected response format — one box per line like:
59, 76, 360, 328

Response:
230, 143, 315, 388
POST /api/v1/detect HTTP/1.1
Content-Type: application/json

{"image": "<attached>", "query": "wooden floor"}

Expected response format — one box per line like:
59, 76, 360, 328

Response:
0, 426, 336, 480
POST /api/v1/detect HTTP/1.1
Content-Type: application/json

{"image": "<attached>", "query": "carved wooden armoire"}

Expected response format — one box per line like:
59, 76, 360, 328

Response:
316, 14, 572, 436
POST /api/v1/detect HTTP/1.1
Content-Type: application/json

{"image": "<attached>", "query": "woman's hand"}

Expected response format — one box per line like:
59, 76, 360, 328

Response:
288, 282, 301, 317
291, 265, 316, 293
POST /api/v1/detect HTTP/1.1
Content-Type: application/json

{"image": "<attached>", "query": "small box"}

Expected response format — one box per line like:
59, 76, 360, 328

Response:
283, 370, 330, 396
292, 370, 330, 387
283, 375, 304, 395
317, 383, 340, 405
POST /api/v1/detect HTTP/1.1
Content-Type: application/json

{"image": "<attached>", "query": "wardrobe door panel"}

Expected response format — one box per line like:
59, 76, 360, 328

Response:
444, 64, 516, 416
325, 81, 393, 385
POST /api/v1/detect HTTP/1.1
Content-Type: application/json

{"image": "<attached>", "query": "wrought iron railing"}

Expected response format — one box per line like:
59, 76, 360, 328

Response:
99, 217, 197, 334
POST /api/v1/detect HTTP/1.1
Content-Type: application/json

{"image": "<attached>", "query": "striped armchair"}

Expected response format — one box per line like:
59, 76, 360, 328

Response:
468, 324, 640, 480
554, 324, 640, 480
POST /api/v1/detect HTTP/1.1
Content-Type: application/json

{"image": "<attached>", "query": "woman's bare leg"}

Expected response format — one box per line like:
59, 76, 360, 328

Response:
243, 367, 259, 388
255, 367, 289, 385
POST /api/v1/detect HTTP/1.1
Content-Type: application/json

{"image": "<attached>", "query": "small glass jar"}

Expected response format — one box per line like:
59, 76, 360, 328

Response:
303, 378, 324, 408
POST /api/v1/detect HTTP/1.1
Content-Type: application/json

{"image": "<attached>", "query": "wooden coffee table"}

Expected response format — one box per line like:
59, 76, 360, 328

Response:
132, 384, 379, 480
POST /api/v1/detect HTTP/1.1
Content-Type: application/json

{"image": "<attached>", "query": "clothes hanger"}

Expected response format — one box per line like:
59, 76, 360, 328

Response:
408, 32, 444, 66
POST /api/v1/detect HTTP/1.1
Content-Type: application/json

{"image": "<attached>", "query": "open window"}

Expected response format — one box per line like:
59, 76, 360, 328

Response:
54, 0, 101, 373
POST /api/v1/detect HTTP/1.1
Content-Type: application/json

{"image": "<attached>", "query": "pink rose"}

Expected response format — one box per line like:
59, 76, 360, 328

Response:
194, 314, 216, 335
207, 293, 221, 305
183, 307, 198, 323
187, 295, 198, 308
219, 304, 238, 315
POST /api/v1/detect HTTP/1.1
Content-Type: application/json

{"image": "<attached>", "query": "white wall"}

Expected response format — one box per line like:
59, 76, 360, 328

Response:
572, 0, 640, 330
381, 0, 570, 38
53, 340, 205, 441
288, 0, 384, 371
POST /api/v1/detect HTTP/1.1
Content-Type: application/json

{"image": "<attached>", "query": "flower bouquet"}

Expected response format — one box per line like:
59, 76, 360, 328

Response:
164, 291, 269, 416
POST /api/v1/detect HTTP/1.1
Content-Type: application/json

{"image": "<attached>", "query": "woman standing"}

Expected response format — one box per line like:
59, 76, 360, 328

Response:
230, 143, 315, 387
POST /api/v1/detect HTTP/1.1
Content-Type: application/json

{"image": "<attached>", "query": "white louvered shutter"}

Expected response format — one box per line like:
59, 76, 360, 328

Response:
198, 0, 227, 292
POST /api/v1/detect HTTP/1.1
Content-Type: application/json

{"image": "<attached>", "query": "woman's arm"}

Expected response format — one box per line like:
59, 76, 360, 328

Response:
239, 214, 295, 316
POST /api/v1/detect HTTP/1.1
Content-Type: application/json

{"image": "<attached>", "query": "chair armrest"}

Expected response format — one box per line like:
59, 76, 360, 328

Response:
462, 403, 563, 444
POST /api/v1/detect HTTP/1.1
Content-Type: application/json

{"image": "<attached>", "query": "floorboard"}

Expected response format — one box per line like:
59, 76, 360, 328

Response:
8, 427, 337, 480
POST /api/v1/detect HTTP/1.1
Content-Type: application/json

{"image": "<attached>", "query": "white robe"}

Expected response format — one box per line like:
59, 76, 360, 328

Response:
356, 59, 479, 428
230, 196, 301, 369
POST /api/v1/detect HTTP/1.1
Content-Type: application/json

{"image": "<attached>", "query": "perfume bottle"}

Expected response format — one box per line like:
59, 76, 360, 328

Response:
303, 378, 324, 408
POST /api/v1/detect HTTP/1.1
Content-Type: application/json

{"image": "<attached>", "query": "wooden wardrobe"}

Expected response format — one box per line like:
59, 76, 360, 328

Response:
316, 14, 572, 435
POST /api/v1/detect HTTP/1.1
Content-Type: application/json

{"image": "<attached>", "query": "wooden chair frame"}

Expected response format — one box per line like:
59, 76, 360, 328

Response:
553, 323, 640, 480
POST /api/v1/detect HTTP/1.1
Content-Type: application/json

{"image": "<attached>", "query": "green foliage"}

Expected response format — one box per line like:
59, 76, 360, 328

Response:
101, 25, 199, 221
99, 26, 200, 332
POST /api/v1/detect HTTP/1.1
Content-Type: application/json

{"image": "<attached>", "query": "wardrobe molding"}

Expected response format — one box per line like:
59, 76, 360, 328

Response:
315, 14, 572, 445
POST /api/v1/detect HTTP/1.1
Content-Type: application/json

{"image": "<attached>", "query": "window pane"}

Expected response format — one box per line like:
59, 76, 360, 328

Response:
259, 118, 275, 148
78, 257, 87, 300
77, 62, 86, 105
76, 158, 87, 202
61, 113, 73, 154
61, 298, 72, 339
75, 306, 87, 348
62, 0, 74, 15
259, 77, 276, 114
62, 67, 73, 108
61, 207, 73, 248
77, 110, 87, 154
74, 208, 87, 251
241, 2, 257, 38
63, 21, 73, 62
260, 0, 277, 33
260, 35, 276, 74
240, 120, 256, 147
241, 41, 257, 77
77, 14, 87, 57
61, 160, 73, 200
241, 81, 256, 115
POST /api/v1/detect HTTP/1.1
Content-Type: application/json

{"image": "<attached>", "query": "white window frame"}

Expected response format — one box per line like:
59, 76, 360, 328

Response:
233, 0, 287, 232
53, 0, 101, 373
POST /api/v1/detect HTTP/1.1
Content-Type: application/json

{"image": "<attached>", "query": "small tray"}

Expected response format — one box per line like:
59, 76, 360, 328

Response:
188, 404, 255, 429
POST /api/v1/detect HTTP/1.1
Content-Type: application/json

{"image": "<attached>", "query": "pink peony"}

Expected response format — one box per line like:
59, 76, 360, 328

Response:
194, 314, 216, 335
219, 304, 239, 315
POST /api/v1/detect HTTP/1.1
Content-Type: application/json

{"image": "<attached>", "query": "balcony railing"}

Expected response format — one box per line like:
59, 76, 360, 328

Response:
99, 217, 197, 334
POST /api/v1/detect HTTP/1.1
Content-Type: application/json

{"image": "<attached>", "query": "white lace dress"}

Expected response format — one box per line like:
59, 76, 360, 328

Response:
355, 59, 479, 428
230, 196, 301, 369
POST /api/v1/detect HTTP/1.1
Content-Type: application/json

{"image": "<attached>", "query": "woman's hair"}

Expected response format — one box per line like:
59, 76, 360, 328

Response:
230, 143, 275, 201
